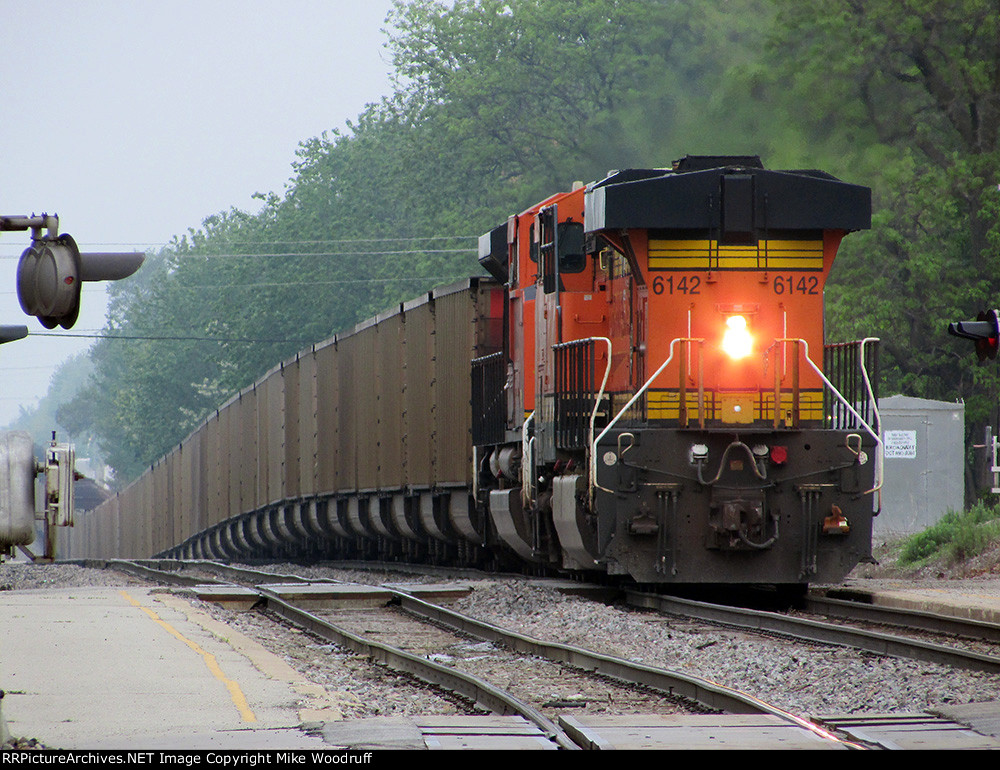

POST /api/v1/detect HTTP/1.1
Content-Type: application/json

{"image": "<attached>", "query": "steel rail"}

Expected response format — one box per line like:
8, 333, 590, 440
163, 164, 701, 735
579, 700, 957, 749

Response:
390, 591, 784, 715
90, 558, 216, 587
75, 558, 332, 588
87, 559, 579, 749
383, 590, 856, 748
627, 590, 1000, 674
95, 557, 357, 588
152, 559, 348, 587
254, 588, 580, 751
805, 593, 1000, 644
165, 557, 822, 720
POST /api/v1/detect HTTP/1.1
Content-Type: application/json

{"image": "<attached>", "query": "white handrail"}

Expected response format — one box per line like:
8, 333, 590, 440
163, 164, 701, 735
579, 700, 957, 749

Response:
521, 411, 535, 506
590, 337, 690, 500
779, 337, 883, 496
858, 337, 883, 505
588, 336, 883, 502
585, 337, 613, 495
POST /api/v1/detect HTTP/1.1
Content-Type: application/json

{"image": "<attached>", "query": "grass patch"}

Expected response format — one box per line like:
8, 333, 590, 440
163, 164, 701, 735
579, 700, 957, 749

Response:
899, 500, 1000, 566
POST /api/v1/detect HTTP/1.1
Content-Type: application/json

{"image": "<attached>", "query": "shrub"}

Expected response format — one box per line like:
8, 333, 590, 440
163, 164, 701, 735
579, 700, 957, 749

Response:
898, 500, 1000, 566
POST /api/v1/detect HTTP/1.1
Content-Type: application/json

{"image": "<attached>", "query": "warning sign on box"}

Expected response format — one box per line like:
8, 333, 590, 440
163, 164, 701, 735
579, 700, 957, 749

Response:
884, 429, 917, 459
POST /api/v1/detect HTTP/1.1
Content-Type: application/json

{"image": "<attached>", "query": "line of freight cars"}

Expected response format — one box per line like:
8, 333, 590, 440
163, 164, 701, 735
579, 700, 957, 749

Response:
64, 278, 506, 565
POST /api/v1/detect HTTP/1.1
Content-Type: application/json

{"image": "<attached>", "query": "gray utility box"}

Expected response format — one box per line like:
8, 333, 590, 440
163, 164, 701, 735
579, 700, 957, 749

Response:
876, 395, 964, 537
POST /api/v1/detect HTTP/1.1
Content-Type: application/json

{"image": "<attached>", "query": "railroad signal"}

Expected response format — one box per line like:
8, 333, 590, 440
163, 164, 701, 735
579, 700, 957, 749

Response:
16, 233, 84, 329
948, 309, 1000, 361
0, 430, 79, 561
2, 214, 144, 329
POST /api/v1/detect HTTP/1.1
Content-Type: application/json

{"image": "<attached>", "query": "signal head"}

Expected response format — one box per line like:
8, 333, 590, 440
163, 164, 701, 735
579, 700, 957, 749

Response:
948, 309, 1000, 361
16, 235, 144, 330
16, 234, 82, 329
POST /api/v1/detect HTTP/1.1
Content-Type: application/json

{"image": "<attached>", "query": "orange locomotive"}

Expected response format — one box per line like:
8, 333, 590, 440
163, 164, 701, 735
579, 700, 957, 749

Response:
475, 156, 880, 585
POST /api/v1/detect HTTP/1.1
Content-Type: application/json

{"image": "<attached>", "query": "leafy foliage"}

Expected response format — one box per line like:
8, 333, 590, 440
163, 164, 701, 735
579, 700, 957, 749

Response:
4, 353, 96, 455
769, 0, 1000, 497
69, 0, 787, 482
899, 499, 1000, 565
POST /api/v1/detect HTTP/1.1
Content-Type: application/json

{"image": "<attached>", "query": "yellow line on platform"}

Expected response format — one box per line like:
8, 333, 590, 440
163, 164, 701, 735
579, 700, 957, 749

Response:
120, 590, 257, 722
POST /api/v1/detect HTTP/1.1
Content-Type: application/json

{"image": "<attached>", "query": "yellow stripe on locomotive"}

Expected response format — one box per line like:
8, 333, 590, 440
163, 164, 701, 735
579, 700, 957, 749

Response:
648, 238, 824, 270
645, 389, 825, 425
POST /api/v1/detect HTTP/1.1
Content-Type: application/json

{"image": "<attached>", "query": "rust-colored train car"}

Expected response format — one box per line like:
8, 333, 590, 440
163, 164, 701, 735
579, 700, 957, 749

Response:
64, 278, 504, 564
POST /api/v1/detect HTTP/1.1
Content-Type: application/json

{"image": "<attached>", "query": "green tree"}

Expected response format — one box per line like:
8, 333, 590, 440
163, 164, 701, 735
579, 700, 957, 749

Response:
386, 0, 780, 189
772, 0, 1000, 255
3, 353, 94, 450
770, 0, 1000, 498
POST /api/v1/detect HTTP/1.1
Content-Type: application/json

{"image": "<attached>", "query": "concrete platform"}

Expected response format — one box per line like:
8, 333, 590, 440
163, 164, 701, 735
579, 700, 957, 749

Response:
382, 583, 474, 603
317, 716, 557, 750
0, 586, 336, 749
815, 711, 1000, 750
831, 581, 1000, 625
189, 584, 261, 610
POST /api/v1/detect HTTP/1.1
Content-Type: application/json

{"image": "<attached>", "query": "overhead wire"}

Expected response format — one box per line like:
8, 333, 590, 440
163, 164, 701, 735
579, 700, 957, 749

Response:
0, 234, 478, 245
0, 234, 479, 258
30, 331, 313, 344
0, 233, 482, 344
0, 248, 476, 260
0, 274, 471, 296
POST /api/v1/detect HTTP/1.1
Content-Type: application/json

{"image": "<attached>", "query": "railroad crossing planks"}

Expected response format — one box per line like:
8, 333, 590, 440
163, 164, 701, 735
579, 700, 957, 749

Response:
815, 712, 1000, 750
558, 714, 847, 750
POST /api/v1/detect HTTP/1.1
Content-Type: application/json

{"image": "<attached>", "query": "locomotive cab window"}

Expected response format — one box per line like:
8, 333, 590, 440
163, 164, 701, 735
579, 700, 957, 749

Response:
720, 173, 756, 245
557, 221, 586, 273
541, 219, 586, 293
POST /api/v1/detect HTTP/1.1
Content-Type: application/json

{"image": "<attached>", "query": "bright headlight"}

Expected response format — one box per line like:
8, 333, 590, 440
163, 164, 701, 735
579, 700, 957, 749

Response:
722, 315, 753, 359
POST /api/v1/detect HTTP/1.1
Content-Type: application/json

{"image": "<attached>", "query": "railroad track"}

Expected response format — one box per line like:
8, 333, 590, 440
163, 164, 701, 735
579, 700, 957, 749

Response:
78, 559, 1000, 749
103, 558, 1000, 674
164, 559, 1000, 673
804, 592, 1000, 644
92, 559, 869, 749
625, 589, 1000, 674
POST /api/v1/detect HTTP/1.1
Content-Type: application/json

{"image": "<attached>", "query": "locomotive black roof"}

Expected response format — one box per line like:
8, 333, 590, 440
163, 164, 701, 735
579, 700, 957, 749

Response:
585, 159, 871, 234
674, 155, 764, 172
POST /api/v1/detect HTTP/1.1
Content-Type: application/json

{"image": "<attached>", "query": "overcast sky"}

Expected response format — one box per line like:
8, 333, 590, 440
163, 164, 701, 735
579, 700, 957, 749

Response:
0, 0, 397, 427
